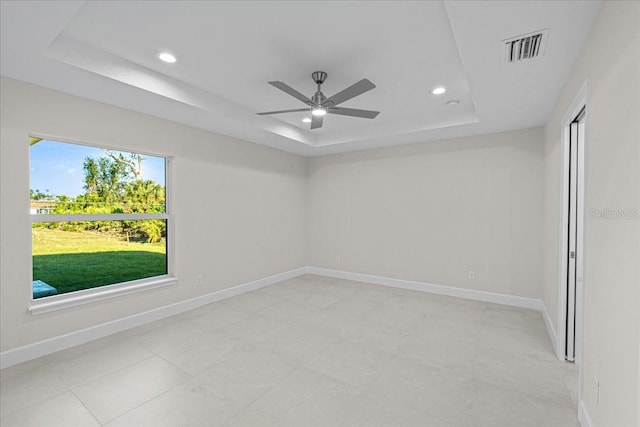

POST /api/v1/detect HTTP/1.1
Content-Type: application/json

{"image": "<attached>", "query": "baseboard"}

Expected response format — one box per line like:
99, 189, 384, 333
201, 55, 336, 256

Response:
541, 302, 560, 358
306, 267, 542, 310
578, 400, 593, 427
0, 266, 544, 369
0, 267, 306, 369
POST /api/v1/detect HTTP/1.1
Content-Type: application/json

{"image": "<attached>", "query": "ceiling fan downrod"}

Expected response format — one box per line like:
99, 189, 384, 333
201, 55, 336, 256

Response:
311, 71, 328, 106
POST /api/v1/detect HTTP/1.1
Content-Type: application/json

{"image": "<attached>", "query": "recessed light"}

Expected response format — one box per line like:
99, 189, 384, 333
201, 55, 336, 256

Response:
311, 107, 327, 116
431, 86, 446, 95
157, 52, 176, 63
446, 100, 460, 106
302, 117, 312, 123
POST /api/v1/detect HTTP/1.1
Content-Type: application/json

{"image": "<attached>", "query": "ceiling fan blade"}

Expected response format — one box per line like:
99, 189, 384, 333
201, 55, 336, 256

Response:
310, 114, 324, 129
257, 108, 309, 116
268, 81, 313, 105
328, 107, 379, 119
324, 79, 376, 106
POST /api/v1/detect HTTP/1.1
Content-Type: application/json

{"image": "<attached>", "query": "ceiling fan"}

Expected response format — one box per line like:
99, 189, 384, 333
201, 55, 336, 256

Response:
257, 71, 380, 129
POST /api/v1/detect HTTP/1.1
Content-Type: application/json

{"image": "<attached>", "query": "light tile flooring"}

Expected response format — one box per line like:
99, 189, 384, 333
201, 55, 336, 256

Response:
0, 274, 578, 426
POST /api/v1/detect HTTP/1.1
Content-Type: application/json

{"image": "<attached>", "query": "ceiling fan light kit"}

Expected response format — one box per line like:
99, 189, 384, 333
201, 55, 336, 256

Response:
257, 71, 380, 129
311, 107, 327, 116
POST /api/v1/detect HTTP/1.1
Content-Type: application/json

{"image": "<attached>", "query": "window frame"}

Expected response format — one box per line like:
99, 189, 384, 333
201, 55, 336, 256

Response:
28, 135, 176, 315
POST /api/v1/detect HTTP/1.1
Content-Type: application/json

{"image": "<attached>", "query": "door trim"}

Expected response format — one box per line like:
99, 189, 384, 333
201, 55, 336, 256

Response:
557, 78, 589, 402
557, 80, 588, 363
566, 107, 585, 361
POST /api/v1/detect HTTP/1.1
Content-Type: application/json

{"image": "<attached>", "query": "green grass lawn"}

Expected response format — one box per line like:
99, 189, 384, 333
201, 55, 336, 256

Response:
32, 227, 166, 296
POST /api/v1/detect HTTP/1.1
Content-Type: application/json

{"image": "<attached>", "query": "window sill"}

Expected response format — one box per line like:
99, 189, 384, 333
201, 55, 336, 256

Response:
29, 276, 177, 315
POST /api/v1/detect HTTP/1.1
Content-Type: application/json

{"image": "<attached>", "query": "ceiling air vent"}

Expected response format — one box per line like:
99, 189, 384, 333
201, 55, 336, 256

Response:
502, 29, 549, 64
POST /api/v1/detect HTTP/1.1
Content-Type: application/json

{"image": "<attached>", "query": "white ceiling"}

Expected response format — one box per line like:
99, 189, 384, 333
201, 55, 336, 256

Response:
0, 1, 601, 156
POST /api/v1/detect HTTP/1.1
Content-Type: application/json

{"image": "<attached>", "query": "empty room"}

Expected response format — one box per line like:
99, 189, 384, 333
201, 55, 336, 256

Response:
0, 1, 638, 426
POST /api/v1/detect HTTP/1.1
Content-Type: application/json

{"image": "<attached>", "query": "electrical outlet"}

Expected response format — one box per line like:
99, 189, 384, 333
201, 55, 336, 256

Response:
468, 271, 475, 280
335, 256, 341, 264
196, 274, 203, 286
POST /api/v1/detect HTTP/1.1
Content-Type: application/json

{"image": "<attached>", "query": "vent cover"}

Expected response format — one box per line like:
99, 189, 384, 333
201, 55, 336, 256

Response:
502, 29, 549, 64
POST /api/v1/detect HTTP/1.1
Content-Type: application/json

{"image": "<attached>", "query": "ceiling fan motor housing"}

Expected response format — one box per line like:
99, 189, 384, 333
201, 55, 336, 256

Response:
312, 92, 327, 106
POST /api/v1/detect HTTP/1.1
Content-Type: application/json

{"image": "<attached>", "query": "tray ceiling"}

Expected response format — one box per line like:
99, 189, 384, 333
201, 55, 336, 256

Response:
0, 1, 601, 156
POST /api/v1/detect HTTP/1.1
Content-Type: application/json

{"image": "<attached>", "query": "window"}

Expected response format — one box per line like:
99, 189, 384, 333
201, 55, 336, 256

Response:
29, 138, 172, 312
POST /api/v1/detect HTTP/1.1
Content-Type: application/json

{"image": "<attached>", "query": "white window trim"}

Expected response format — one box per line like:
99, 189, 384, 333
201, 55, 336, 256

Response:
29, 137, 175, 314
29, 275, 177, 315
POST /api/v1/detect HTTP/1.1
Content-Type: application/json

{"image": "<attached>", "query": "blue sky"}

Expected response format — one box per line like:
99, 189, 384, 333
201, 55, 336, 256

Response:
30, 140, 165, 198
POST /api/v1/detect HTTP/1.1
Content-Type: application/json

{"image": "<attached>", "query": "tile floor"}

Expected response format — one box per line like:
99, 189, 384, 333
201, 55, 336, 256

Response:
0, 274, 579, 426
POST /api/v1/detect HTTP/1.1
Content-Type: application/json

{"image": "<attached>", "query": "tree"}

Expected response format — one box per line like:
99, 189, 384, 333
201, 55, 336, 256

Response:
66, 151, 166, 243
30, 189, 53, 200
105, 150, 143, 180
123, 180, 165, 213
122, 180, 166, 243
82, 156, 129, 203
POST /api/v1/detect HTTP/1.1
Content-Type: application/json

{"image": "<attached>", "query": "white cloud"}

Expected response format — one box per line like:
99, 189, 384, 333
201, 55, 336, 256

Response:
67, 168, 76, 174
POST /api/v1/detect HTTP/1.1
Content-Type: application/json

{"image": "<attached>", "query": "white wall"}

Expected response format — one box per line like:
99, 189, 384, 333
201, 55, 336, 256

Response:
307, 128, 544, 299
542, 2, 640, 426
0, 78, 307, 353
0, 79, 546, 358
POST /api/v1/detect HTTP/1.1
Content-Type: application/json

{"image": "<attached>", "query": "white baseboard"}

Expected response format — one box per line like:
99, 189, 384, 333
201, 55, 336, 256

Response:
541, 302, 560, 359
306, 267, 542, 310
578, 400, 593, 427
0, 266, 545, 369
0, 267, 306, 369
